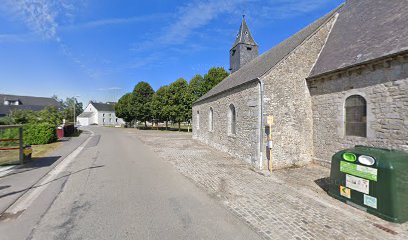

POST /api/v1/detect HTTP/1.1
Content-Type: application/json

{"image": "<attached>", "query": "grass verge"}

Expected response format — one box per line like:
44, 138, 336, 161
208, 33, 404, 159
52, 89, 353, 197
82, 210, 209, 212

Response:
0, 141, 62, 166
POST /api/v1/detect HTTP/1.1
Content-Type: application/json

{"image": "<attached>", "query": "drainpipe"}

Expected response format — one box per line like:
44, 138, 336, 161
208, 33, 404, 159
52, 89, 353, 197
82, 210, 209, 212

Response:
258, 79, 264, 170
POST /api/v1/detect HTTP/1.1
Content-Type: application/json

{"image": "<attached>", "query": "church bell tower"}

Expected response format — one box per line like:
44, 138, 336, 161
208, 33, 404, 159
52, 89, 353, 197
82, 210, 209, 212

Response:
230, 16, 258, 73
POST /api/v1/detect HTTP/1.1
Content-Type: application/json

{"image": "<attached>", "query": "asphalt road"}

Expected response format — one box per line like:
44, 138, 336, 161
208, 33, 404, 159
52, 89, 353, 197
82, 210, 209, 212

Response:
0, 127, 262, 240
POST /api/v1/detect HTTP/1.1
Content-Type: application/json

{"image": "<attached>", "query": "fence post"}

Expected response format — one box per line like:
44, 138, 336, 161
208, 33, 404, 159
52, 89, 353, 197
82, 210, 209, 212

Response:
19, 126, 23, 164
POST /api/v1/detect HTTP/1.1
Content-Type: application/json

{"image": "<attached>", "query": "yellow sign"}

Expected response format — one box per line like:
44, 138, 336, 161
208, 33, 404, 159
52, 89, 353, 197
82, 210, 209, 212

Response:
340, 186, 351, 199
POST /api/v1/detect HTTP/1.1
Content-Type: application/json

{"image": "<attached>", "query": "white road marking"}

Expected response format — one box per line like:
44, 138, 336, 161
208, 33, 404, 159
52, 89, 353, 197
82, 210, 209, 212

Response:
5, 131, 94, 215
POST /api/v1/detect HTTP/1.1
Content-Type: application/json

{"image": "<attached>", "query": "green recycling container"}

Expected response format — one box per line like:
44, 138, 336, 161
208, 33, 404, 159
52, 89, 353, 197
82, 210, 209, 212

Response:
329, 145, 408, 223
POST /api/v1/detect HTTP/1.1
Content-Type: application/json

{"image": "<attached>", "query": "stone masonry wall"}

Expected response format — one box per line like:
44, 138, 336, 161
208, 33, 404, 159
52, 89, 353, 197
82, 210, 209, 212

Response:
310, 55, 408, 164
260, 15, 338, 169
192, 81, 261, 167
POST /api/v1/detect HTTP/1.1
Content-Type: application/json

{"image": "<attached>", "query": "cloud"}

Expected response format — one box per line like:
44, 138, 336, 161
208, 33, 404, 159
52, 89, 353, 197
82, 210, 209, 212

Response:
63, 13, 169, 30
130, 0, 330, 54
0, 33, 34, 43
3, 0, 59, 39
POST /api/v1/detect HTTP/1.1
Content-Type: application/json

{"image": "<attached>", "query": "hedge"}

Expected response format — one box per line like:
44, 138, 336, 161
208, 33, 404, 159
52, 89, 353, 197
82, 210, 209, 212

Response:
24, 123, 57, 145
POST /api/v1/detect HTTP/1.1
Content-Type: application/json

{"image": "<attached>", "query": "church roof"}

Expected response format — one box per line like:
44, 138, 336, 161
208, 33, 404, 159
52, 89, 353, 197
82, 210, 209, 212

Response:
309, 0, 408, 78
195, 6, 341, 104
232, 16, 257, 48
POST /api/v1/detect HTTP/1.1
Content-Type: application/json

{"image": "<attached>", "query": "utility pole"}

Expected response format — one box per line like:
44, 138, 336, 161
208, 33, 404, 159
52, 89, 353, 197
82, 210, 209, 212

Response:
73, 95, 80, 125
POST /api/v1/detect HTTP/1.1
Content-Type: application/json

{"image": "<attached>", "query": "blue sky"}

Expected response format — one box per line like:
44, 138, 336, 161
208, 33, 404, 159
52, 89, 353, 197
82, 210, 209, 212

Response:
0, 0, 343, 105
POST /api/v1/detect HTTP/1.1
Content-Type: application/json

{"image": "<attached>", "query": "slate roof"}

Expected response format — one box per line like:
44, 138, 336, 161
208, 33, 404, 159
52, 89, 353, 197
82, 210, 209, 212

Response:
309, 0, 408, 78
78, 112, 94, 118
90, 101, 115, 112
232, 17, 257, 48
195, 6, 341, 104
0, 94, 60, 116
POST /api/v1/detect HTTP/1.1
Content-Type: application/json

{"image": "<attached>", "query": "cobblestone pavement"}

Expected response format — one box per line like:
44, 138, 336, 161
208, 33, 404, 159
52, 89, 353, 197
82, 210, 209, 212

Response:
130, 129, 408, 240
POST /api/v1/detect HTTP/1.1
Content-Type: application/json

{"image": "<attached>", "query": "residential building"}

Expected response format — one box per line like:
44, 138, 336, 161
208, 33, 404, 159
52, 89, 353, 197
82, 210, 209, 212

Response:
77, 101, 124, 126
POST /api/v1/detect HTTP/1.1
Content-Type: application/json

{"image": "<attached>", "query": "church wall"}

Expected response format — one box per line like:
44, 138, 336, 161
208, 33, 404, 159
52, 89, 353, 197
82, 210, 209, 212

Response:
192, 81, 261, 167
310, 56, 408, 165
260, 15, 337, 169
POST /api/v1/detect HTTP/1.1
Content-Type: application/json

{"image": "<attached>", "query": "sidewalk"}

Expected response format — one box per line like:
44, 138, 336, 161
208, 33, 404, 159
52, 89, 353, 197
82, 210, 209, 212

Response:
133, 129, 408, 240
0, 130, 91, 214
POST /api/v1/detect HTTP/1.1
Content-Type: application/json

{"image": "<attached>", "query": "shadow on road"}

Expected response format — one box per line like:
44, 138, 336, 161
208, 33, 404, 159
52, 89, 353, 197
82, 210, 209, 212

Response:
0, 165, 104, 201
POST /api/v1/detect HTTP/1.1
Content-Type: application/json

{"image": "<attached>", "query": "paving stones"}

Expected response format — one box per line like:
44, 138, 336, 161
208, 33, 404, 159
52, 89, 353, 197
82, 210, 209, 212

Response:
133, 130, 408, 240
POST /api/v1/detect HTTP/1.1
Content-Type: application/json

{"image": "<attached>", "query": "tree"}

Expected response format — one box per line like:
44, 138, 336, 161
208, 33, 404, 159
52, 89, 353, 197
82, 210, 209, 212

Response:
189, 74, 205, 101
202, 67, 229, 94
151, 85, 170, 128
168, 78, 190, 131
115, 93, 134, 124
132, 81, 155, 127
58, 97, 83, 122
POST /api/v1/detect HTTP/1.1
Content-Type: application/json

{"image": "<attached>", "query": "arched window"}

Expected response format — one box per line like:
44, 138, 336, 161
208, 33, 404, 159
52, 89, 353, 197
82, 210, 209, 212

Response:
196, 111, 200, 130
228, 104, 236, 135
345, 95, 367, 137
209, 107, 214, 131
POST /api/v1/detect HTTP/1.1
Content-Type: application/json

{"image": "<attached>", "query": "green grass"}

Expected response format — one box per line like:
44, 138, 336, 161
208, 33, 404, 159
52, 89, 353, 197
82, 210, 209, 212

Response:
0, 141, 62, 166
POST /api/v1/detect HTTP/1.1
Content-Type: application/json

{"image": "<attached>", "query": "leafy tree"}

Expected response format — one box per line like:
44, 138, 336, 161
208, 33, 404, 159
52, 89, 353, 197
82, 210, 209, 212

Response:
151, 85, 170, 128
189, 74, 205, 101
115, 93, 134, 124
62, 97, 83, 122
202, 67, 229, 94
132, 81, 155, 127
168, 78, 190, 131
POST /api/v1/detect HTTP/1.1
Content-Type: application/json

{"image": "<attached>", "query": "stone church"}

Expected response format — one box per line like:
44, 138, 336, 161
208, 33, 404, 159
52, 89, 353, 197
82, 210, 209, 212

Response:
192, 0, 408, 170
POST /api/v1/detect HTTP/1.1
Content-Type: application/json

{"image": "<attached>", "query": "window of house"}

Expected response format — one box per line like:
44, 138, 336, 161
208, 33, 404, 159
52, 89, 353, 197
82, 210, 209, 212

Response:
232, 49, 236, 56
209, 107, 214, 131
103, 113, 105, 117
197, 111, 200, 130
345, 95, 367, 137
247, 47, 252, 51
228, 104, 236, 135
116, 118, 118, 123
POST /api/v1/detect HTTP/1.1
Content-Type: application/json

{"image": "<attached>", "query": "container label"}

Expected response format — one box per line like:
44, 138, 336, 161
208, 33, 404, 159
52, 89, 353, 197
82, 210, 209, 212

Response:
340, 161, 378, 181
346, 174, 369, 194
364, 195, 377, 209
340, 186, 351, 198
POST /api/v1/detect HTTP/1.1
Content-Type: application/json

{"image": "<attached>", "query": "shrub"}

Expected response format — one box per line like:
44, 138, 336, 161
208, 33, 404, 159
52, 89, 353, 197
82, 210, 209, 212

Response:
24, 123, 57, 145
0, 128, 19, 147
0, 117, 14, 125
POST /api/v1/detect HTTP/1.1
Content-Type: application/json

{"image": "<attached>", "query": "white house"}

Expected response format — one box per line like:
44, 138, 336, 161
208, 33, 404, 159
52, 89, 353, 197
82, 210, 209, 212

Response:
77, 101, 124, 126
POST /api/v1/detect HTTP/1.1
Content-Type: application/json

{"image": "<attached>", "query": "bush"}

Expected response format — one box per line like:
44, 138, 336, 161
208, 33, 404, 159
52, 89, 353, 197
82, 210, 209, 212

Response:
24, 123, 57, 145
0, 117, 14, 125
0, 128, 19, 147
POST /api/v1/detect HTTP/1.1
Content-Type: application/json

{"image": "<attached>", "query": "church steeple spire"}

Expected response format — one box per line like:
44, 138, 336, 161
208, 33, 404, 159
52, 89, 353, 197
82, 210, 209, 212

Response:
230, 16, 259, 73
232, 15, 257, 48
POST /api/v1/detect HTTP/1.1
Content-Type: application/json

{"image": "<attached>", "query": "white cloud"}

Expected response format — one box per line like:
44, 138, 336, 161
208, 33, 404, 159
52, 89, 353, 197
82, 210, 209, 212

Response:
130, 0, 330, 53
3, 0, 58, 39
64, 13, 169, 30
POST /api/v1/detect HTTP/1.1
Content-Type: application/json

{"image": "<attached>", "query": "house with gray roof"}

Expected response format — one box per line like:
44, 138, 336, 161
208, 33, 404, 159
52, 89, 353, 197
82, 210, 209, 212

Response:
77, 101, 124, 126
192, 0, 408, 170
0, 94, 61, 117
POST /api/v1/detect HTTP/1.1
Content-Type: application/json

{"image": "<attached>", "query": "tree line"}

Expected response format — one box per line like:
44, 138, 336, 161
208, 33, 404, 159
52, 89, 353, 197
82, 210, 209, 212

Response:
115, 67, 229, 130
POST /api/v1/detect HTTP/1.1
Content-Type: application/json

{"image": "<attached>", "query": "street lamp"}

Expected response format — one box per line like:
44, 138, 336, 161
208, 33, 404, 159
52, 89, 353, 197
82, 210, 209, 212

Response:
73, 95, 80, 126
